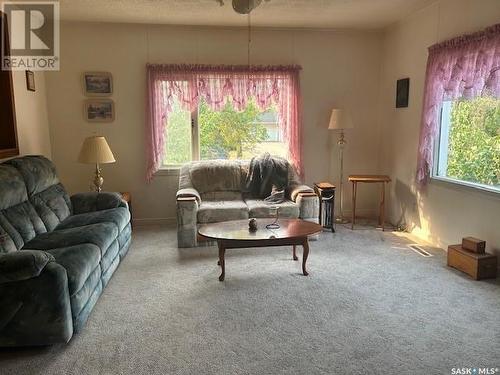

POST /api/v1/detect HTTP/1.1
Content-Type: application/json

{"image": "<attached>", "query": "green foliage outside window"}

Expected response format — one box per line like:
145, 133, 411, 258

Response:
446, 97, 500, 187
164, 98, 270, 165
164, 99, 191, 165
199, 99, 267, 159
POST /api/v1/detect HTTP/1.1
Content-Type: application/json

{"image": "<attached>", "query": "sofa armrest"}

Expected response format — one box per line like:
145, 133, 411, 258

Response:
0, 260, 73, 346
0, 250, 55, 284
289, 184, 315, 202
296, 193, 319, 221
176, 188, 201, 203
176, 196, 199, 248
71, 192, 126, 214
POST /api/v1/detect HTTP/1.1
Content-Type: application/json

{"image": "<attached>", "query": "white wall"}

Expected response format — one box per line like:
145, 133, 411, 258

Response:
378, 0, 500, 254
39, 1, 500, 256
0, 71, 52, 160
45, 22, 384, 223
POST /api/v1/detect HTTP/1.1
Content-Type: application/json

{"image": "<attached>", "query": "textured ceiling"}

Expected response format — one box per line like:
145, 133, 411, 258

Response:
57, 0, 436, 29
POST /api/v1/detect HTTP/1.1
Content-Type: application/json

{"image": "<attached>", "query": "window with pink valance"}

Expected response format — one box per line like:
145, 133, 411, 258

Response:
146, 64, 302, 182
416, 23, 500, 187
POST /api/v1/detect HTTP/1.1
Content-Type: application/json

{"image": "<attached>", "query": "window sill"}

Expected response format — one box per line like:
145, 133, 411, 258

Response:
430, 176, 500, 198
155, 167, 181, 177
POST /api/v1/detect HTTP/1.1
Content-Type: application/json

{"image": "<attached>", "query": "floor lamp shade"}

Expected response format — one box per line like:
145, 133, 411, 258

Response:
328, 109, 354, 131
78, 136, 116, 164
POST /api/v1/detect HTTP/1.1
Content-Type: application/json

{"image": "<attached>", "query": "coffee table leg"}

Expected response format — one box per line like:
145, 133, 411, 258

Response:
218, 242, 225, 281
302, 238, 309, 276
292, 245, 298, 261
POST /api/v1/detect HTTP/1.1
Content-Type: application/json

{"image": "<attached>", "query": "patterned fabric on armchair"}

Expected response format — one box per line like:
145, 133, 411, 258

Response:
176, 159, 318, 247
0, 156, 132, 346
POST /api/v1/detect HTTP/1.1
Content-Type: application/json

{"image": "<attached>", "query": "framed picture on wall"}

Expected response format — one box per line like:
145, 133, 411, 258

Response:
83, 72, 113, 96
84, 99, 115, 122
26, 70, 35, 91
396, 78, 410, 108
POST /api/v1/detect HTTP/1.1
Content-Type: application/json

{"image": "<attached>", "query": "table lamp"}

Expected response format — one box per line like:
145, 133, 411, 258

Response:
328, 109, 353, 223
78, 136, 116, 192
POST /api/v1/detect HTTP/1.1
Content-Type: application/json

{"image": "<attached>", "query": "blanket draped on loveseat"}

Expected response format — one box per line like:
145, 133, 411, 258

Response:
245, 153, 289, 202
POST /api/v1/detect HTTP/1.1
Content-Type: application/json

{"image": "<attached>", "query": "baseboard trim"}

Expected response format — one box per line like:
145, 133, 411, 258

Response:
341, 209, 379, 219
132, 209, 381, 227
133, 217, 176, 226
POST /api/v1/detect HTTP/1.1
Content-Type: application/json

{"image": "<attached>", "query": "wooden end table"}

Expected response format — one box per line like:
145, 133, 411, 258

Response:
198, 219, 322, 281
348, 175, 391, 231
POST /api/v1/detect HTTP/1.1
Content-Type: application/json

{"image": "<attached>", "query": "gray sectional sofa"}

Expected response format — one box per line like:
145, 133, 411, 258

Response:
176, 159, 319, 247
0, 156, 131, 346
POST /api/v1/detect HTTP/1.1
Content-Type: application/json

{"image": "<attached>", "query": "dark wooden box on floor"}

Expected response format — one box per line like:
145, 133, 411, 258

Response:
461, 237, 485, 254
447, 245, 497, 280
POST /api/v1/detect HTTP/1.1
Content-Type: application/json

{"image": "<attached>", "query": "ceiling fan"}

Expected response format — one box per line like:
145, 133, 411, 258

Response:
216, 0, 270, 14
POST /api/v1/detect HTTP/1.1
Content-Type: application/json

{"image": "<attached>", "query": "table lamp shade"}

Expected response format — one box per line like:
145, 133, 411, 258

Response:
78, 136, 116, 164
328, 109, 354, 130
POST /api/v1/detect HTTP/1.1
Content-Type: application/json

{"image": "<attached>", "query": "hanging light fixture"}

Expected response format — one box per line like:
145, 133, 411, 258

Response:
233, 0, 262, 14
216, 0, 268, 14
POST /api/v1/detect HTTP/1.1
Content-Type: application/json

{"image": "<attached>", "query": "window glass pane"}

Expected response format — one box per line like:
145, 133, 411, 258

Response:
437, 96, 500, 190
198, 98, 287, 160
164, 96, 192, 165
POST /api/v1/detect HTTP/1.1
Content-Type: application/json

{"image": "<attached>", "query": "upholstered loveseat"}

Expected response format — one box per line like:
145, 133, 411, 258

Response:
0, 156, 131, 346
176, 159, 319, 247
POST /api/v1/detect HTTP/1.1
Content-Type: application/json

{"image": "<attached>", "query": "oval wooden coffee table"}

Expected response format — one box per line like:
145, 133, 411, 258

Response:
198, 219, 322, 281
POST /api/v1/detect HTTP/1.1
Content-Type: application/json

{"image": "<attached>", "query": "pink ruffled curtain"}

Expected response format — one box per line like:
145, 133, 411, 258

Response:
416, 23, 500, 186
146, 64, 302, 181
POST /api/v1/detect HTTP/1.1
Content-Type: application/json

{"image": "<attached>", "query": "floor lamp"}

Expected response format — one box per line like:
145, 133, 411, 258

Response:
328, 109, 353, 224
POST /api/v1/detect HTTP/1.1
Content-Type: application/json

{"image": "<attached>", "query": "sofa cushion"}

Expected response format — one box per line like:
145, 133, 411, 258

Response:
0, 164, 28, 210
45, 244, 101, 296
2, 201, 47, 244
190, 160, 243, 194
30, 184, 72, 232
245, 199, 299, 219
57, 207, 130, 232
201, 191, 243, 201
198, 200, 248, 223
6, 156, 60, 196
23, 223, 118, 257
0, 222, 18, 253
69, 264, 101, 319
0, 213, 24, 251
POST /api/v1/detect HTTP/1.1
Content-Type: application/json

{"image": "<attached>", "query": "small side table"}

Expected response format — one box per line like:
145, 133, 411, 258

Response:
314, 182, 336, 232
348, 175, 391, 231
120, 192, 132, 228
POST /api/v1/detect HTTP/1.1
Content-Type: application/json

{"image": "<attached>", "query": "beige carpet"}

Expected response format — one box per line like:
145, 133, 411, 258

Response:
1, 224, 499, 375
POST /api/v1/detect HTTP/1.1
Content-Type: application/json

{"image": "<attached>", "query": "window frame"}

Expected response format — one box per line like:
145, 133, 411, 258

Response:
431, 100, 500, 196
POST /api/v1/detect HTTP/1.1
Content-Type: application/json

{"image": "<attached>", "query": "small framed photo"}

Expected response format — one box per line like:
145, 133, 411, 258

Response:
396, 78, 410, 108
84, 99, 115, 122
26, 70, 35, 91
83, 72, 113, 96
